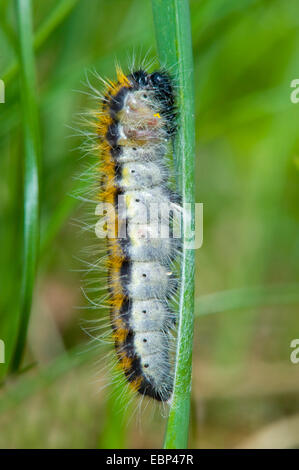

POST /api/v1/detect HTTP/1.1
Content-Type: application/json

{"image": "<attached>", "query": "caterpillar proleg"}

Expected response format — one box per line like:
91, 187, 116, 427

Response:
80, 63, 181, 403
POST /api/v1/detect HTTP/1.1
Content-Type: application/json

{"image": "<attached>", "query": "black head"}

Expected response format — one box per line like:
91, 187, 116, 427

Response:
129, 69, 149, 88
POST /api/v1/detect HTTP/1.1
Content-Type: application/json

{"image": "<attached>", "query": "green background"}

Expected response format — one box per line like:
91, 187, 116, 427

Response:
0, 0, 299, 448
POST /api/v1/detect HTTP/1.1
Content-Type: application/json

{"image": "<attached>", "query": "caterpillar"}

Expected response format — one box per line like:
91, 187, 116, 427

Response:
81, 63, 181, 403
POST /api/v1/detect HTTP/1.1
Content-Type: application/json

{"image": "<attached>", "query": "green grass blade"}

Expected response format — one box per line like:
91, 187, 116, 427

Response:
10, 0, 40, 372
152, 0, 195, 449
34, 0, 79, 49
195, 284, 299, 317
2, 0, 79, 85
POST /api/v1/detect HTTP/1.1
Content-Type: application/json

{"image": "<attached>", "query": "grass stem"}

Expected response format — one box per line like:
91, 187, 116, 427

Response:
152, 0, 195, 449
11, 0, 40, 372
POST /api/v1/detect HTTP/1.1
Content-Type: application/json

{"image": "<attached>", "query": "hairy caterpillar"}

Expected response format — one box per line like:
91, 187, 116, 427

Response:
80, 63, 181, 403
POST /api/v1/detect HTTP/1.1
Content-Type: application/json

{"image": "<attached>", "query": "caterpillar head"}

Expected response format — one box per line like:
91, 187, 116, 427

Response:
130, 70, 176, 136
116, 69, 176, 142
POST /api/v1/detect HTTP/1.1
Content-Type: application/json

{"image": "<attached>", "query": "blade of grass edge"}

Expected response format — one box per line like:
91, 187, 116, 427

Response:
10, 0, 40, 372
152, 0, 195, 449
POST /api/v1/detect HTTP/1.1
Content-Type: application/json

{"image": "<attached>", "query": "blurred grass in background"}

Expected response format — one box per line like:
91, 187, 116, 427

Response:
0, 0, 299, 449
